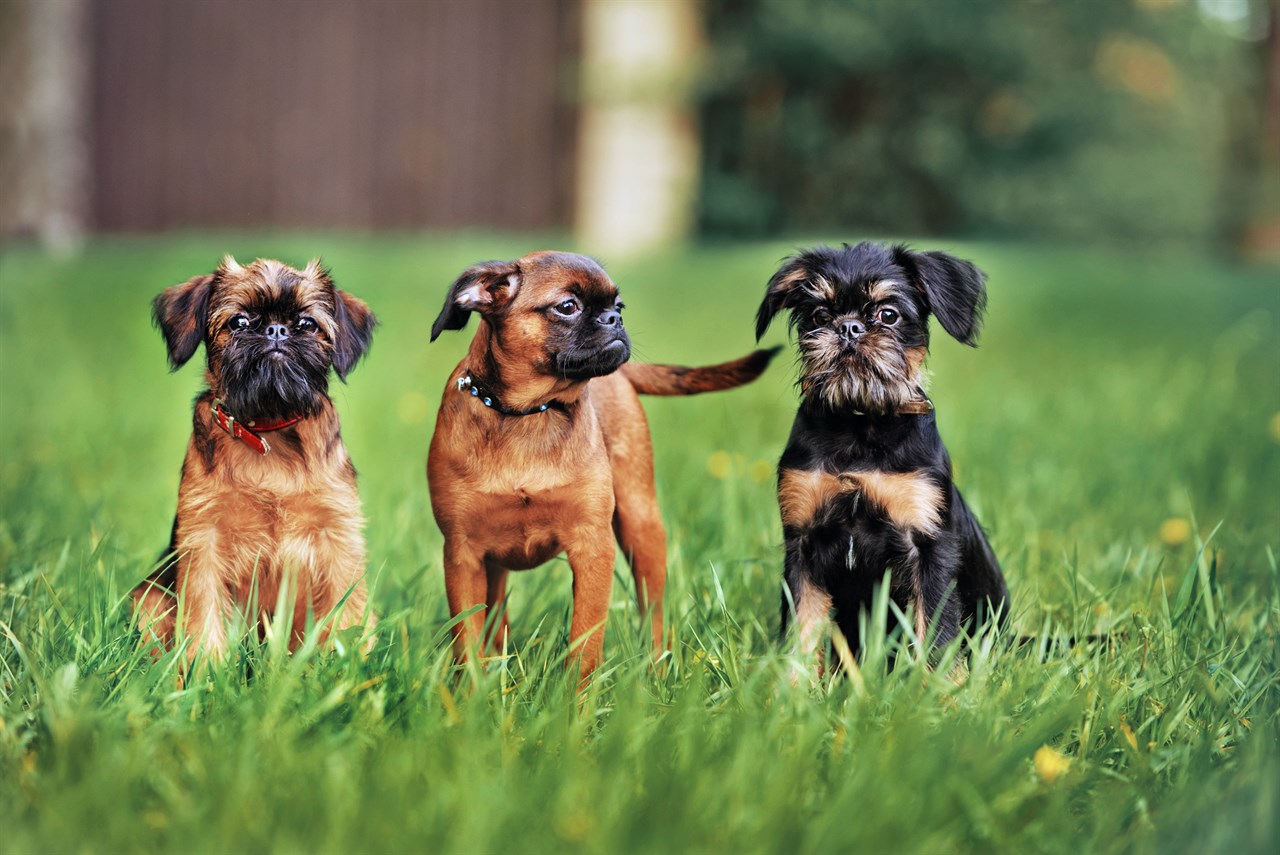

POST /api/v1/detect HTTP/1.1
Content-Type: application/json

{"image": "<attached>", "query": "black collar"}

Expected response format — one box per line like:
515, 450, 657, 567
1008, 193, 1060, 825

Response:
455, 372, 568, 417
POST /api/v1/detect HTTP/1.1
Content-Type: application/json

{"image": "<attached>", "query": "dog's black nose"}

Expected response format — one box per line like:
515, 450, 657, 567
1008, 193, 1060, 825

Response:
839, 319, 865, 341
264, 323, 290, 341
596, 310, 622, 328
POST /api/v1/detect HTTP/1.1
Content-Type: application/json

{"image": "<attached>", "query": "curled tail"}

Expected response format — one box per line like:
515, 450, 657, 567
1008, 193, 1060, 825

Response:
620, 346, 781, 396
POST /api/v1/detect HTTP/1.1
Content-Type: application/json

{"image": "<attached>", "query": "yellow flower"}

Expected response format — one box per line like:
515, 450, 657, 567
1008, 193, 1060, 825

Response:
397, 391, 431, 425
749, 460, 774, 483
707, 451, 732, 480
1118, 718, 1139, 751
1159, 517, 1191, 546
1034, 745, 1071, 782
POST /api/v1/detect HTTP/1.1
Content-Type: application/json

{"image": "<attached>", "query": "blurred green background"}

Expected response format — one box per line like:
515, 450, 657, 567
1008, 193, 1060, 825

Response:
698, 0, 1278, 246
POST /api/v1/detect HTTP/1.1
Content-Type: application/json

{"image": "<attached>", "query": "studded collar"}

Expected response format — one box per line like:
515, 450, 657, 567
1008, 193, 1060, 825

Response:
455, 372, 568, 417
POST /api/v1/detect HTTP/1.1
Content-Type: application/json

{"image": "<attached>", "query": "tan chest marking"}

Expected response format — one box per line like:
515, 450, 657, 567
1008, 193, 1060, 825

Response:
778, 469, 845, 528
778, 468, 944, 535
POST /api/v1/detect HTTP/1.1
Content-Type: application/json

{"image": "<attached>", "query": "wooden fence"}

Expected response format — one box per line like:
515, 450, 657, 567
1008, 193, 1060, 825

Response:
88, 0, 579, 231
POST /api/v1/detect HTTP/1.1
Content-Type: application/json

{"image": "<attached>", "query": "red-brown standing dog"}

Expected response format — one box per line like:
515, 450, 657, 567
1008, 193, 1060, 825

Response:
428, 251, 777, 679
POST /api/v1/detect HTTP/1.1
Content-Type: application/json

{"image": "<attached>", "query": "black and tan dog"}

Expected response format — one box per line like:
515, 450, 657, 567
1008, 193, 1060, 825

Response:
429, 251, 777, 679
133, 257, 377, 668
756, 242, 1007, 673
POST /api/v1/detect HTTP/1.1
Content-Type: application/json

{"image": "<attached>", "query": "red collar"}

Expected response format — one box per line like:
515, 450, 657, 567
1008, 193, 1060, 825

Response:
210, 398, 303, 455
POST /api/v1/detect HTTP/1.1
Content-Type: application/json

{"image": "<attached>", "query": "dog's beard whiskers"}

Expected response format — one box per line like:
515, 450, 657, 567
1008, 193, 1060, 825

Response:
797, 329, 918, 412
219, 338, 331, 420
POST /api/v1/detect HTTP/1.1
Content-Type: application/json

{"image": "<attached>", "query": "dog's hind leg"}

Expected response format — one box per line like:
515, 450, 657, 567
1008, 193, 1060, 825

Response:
597, 372, 669, 655
612, 482, 668, 655
133, 519, 181, 657
133, 567, 178, 659
951, 487, 1008, 630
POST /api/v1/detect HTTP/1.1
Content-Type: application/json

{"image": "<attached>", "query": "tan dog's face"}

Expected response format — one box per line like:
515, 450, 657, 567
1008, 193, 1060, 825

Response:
431, 251, 630, 380
153, 257, 376, 419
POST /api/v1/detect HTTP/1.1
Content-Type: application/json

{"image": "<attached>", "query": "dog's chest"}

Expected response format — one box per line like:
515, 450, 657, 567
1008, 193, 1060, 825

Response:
439, 412, 611, 508
177, 461, 361, 581
778, 467, 943, 537
467, 467, 613, 567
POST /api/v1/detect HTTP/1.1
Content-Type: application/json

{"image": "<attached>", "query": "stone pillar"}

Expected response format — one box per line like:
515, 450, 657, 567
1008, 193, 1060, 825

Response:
0, 0, 89, 250
574, 0, 702, 257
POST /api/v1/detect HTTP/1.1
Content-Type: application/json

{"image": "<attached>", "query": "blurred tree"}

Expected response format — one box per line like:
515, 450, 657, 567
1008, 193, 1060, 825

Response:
0, 0, 88, 250
1222, 0, 1280, 258
696, 0, 1259, 245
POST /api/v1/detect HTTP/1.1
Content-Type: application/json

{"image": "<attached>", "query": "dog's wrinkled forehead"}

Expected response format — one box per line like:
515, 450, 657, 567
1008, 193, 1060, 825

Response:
211, 258, 333, 319
813, 244, 912, 307
519, 251, 617, 302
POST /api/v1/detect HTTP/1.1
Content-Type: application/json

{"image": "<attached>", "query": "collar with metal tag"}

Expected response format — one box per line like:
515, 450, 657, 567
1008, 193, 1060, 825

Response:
455, 372, 567, 417
848, 397, 934, 416
210, 398, 303, 455
872, 397, 934, 416
800, 383, 935, 416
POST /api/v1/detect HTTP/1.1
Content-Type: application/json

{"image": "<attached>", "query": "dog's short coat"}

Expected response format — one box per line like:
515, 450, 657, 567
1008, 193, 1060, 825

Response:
132, 257, 377, 668
428, 251, 777, 679
757, 242, 1008, 672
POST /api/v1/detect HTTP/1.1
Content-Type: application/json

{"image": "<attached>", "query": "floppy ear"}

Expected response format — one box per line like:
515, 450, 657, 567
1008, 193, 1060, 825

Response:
893, 246, 988, 346
430, 260, 521, 342
152, 273, 216, 369
331, 289, 377, 381
756, 256, 813, 341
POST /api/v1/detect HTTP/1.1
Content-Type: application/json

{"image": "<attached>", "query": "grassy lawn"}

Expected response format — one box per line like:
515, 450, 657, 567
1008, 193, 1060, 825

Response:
1, 234, 1277, 853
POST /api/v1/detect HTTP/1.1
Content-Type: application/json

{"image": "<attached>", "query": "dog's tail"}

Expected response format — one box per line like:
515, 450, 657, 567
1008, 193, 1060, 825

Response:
619, 346, 781, 396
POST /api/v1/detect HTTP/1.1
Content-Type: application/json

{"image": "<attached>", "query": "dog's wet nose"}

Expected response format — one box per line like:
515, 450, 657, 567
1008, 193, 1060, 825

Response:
596, 310, 622, 328
839, 319, 865, 341
265, 323, 290, 341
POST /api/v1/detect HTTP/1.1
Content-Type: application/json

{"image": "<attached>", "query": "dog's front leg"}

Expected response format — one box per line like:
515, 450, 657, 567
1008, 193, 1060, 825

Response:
442, 539, 489, 667
566, 531, 617, 681
783, 568, 831, 686
483, 562, 511, 653
177, 561, 233, 673
279, 522, 372, 650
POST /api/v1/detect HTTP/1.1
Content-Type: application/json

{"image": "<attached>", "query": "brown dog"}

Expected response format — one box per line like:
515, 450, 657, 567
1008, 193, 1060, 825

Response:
133, 257, 377, 669
428, 251, 777, 678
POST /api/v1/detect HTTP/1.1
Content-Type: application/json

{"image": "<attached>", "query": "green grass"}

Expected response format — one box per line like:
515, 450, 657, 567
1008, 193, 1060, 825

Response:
1, 234, 1277, 853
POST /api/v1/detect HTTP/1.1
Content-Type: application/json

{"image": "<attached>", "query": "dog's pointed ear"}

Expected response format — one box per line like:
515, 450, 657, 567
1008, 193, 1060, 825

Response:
430, 260, 521, 342
756, 255, 813, 341
153, 272, 216, 369
893, 246, 987, 346
331, 288, 377, 381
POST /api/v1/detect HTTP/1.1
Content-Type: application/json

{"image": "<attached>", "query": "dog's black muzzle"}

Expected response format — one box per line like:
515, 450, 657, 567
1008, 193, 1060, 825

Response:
555, 333, 631, 380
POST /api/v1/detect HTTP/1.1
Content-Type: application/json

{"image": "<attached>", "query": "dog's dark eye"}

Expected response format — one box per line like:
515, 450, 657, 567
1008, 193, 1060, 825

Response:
229, 315, 251, 331
812, 309, 832, 326
877, 308, 899, 326
296, 317, 317, 332
553, 299, 580, 317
